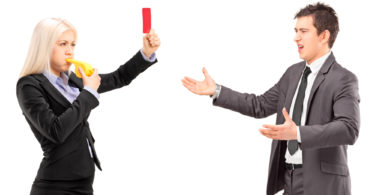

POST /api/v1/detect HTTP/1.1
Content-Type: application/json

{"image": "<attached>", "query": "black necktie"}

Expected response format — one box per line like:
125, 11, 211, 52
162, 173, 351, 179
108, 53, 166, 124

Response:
288, 66, 311, 155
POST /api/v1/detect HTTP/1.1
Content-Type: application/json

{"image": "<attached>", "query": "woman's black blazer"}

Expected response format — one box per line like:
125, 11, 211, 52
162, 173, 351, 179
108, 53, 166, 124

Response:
16, 51, 156, 180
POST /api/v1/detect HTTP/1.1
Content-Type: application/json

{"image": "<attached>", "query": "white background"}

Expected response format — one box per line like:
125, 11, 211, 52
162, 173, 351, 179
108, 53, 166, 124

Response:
1, 0, 374, 194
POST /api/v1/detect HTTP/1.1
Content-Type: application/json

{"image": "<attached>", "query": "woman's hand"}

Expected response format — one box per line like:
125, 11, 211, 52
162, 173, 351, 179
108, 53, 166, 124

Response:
79, 67, 101, 91
142, 29, 160, 58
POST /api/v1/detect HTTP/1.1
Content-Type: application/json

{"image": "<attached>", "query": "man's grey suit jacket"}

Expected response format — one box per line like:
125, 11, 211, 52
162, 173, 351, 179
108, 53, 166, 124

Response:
213, 53, 360, 195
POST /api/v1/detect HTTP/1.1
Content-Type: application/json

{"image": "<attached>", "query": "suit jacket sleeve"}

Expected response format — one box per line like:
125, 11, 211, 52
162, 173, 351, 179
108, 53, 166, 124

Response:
300, 71, 360, 149
213, 81, 282, 119
97, 51, 157, 93
16, 76, 99, 144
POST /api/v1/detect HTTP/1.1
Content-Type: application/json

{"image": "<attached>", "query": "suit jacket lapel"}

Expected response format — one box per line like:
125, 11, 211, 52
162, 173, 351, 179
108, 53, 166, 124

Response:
305, 53, 335, 120
284, 63, 305, 113
34, 72, 84, 108
34, 74, 71, 108
68, 72, 84, 90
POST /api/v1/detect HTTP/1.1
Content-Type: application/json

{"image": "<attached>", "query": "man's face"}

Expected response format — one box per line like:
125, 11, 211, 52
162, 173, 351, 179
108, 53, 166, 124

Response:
294, 16, 328, 64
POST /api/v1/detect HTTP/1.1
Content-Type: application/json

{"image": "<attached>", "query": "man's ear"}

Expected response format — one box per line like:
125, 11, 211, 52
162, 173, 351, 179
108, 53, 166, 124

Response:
320, 30, 330, 45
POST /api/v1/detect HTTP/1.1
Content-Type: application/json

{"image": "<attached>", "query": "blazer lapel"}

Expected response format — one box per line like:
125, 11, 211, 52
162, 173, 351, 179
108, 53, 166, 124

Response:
284, 63, 305, 113
34, 74, 71, 108
305, 53, 335, 120
68, 72, 83, 90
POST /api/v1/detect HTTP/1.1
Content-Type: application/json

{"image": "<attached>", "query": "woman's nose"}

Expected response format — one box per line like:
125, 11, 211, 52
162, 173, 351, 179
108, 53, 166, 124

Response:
66, 46, 73, 55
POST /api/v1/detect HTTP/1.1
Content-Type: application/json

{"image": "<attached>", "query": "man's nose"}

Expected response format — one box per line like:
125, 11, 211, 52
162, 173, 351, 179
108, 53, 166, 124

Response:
294, 32, 301, 42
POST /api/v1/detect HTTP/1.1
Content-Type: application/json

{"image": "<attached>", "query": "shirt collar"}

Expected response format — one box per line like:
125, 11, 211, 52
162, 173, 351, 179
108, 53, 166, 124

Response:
306, 51, 331, 75
42, 71, 70, 86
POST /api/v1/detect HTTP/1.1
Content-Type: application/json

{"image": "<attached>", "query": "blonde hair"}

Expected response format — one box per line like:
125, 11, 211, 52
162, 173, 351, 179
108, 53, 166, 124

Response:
19, 18, 76, 78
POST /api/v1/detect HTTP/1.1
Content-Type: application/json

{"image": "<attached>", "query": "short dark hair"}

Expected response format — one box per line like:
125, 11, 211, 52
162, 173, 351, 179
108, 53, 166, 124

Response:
295, 2, 339, 48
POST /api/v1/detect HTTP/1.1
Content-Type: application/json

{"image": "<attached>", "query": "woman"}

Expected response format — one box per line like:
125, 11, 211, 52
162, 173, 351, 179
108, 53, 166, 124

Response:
16, 18, 160, 195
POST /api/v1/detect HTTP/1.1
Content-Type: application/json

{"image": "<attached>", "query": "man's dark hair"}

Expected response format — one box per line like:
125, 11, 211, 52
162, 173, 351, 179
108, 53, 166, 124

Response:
295, 2, 339, 48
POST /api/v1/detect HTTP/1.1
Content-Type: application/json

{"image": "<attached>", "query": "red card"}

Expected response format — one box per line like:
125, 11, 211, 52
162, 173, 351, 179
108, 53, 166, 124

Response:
142, 8, 151, 33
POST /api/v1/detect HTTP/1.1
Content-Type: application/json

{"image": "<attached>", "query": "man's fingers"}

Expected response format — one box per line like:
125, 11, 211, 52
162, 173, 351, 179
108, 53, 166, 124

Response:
182, 81, 192, 90
182, 79, 207, 95
259, 129, 277, 139
259, 128, 284, 140
181, 79, 196, 89
263, 124, 282, 131
182, 81, 200, 95
282, 107, 292, 122
183, 76, 198, 84
202, 67, 211, 79
259, 130, 271, 139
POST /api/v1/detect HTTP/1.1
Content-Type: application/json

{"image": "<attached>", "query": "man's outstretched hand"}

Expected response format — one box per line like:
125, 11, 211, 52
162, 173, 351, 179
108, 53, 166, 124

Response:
259, 108, 298, 140
182, 67, 216, 96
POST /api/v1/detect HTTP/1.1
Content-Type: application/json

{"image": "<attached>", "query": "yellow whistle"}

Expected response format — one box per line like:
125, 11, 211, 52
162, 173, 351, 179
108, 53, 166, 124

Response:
66, 58, 94, 78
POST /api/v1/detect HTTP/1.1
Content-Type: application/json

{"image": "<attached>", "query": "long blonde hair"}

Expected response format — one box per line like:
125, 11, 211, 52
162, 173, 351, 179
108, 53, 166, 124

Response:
19, 18, 76, 78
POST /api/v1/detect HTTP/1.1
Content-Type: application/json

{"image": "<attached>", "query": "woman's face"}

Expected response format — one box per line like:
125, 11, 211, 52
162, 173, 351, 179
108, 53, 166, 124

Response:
50, 30, 76, 76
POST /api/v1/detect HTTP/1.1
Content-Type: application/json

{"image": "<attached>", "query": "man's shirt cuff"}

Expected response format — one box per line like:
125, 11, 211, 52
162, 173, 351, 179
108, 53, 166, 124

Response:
211, 84, 222, 99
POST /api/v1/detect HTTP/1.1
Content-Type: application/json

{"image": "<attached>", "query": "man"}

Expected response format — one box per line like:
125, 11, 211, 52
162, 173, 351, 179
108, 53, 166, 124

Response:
182, 3, 360, 195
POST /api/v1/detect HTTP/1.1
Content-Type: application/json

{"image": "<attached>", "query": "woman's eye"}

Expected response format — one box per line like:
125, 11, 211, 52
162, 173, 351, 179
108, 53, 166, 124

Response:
60, 42, 66, 46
